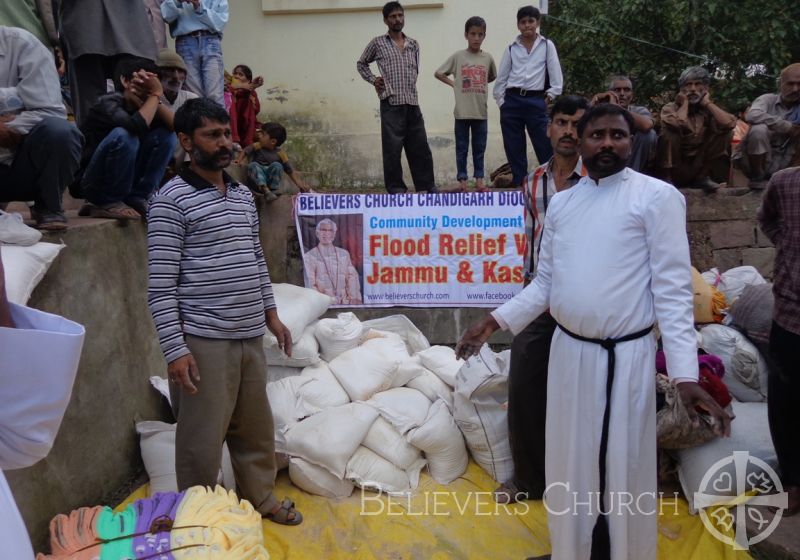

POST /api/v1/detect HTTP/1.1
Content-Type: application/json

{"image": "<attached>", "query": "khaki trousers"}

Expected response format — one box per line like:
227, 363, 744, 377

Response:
657, 127, 732, 186
170, 334, 278, 514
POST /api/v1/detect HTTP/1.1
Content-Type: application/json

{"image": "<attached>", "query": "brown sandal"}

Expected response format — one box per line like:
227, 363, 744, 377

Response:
263, 498, 303, 526
87, 202, 141, 220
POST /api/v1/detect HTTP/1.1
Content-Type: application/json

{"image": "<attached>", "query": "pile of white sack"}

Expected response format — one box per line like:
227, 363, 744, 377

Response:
141, 284, 514, 499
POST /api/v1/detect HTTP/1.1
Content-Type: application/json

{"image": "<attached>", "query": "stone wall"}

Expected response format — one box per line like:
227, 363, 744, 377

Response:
683, 188, 773, 279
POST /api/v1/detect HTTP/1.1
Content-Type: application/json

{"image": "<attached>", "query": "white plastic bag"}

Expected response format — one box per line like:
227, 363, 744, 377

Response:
363, 314, 430, 354
407, 369, 454, 409
391, 355, 427, 388
1, 242, 64, 304
267, 365, 303, 383
267, 375, 313, 450
453, 346, 513, 483
289, 457, 354, 499
699, 324, 768, 402
265, 283, 333, 346
265, 326, 320, 368
362, 416, 423, 470
346, 446, 425, 494
329, 344, 400, 401
313, 312, 365, 361
0, 211, 41, 246
417, 346, 463, 388
701, 266, 766, 305
407, 399, 468, 484
284, 403, 379, 478
366, 387, 431, 435
298, 361, 350, 412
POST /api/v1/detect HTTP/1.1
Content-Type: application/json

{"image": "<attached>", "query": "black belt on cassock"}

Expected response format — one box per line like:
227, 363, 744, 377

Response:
555, 321, 654, 560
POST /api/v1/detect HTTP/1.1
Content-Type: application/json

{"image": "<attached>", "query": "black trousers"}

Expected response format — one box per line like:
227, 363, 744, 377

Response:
68, 53, 138, 127
0, 118, 83, 213
379, 100, 436, 193
768, 321, 800, 488
507, 311, 556, 499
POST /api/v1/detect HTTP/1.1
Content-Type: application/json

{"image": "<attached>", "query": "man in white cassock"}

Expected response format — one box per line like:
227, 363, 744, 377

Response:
0, 250, 85, 558
457, 103, 731, 560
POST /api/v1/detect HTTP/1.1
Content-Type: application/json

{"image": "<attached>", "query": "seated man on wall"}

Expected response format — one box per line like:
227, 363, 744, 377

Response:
0, 26, 83, 230
77, 57, 177, 220
155, 48, 197, 171
657, 66, 736, 191
734, 63, 800, 188
593, 75, 657, 174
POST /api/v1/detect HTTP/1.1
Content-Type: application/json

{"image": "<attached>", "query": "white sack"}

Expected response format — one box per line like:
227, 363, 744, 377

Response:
1, 242, 63, 304
284, 402, 379, 478
407, 369, 454, 409
267, 365, 303, 383
454, 345, 513, 483
675, 402, 777, 513
289, 457, 354, 499
0, 210, 41, 246
417, 346, 463, 388
267, 375, 312, 450
363, 315, 431, 354
346, 446, 425, 494
265, 326, 320, 368
328, 344, 400, 401
360, 330, 410, 364
701, 266, 766, 305
407, 399, 468, 484
366, 387, 431, 435
362, 416, 423, 470
298, 361, 350, 412
314, 312, 365, 361
699, 324, 768, 402
136, 421, 233, 494
265, 283, 333, 346
391, 355, 427, 388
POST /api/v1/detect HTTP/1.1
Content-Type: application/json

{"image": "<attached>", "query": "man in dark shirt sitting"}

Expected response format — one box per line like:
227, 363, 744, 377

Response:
77, 57, 176, 220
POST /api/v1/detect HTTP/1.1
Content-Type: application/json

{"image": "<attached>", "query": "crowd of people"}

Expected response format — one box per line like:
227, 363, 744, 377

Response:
1, 2, 799, 560
0, 0, 310, 230
358, 3, 799, 196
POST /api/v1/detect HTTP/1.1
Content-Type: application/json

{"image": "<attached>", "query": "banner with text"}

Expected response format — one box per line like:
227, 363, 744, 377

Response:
294, 192, 526, 307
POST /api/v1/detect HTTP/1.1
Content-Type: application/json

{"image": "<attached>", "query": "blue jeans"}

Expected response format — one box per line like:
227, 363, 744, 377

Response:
82, 127, 176, 206
175, 34, 225, 107
500, 93, 553, 185
454, 119, 488, 180
247, 161, 283, 191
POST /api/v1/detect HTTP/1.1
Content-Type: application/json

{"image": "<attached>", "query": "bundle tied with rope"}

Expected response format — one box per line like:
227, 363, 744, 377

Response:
655, 374, 731, 449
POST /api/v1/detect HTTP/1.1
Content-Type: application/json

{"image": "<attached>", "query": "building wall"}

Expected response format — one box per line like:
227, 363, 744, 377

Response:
222, 0, 546, 187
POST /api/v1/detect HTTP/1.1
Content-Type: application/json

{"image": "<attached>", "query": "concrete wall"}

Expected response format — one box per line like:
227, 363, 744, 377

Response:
221, 0, 546, 187
5, 220, 170, 552
8, 186, 771, 552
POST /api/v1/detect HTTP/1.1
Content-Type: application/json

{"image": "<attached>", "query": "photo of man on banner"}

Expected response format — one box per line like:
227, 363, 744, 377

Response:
301, 215, 364, 305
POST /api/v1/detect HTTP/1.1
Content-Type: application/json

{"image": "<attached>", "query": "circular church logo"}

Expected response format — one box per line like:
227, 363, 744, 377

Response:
695, 451, 788, 549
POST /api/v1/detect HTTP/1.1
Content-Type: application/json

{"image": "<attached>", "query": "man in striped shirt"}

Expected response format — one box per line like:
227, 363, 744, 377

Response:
357, 1, 436, 193
147, 98, 302, 525
495, 95, 587, 507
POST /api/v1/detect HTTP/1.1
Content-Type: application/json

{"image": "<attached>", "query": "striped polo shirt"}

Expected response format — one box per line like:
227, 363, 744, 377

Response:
147, 167, 276, 363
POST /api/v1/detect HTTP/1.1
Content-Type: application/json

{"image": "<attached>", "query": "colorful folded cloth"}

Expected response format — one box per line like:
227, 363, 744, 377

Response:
656, 351, 731, 409
133, 491, 184, 560
37, 505, 104, 560
172, 486, 268, 559
97, 504, 137, 560
40, 486, 267, 559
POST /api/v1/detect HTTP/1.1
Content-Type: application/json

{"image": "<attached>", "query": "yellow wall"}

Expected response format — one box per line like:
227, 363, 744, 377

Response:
222, 0, 545, 187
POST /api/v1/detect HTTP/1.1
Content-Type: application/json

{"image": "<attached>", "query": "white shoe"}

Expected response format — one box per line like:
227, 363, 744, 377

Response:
0, 210, 42, 246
